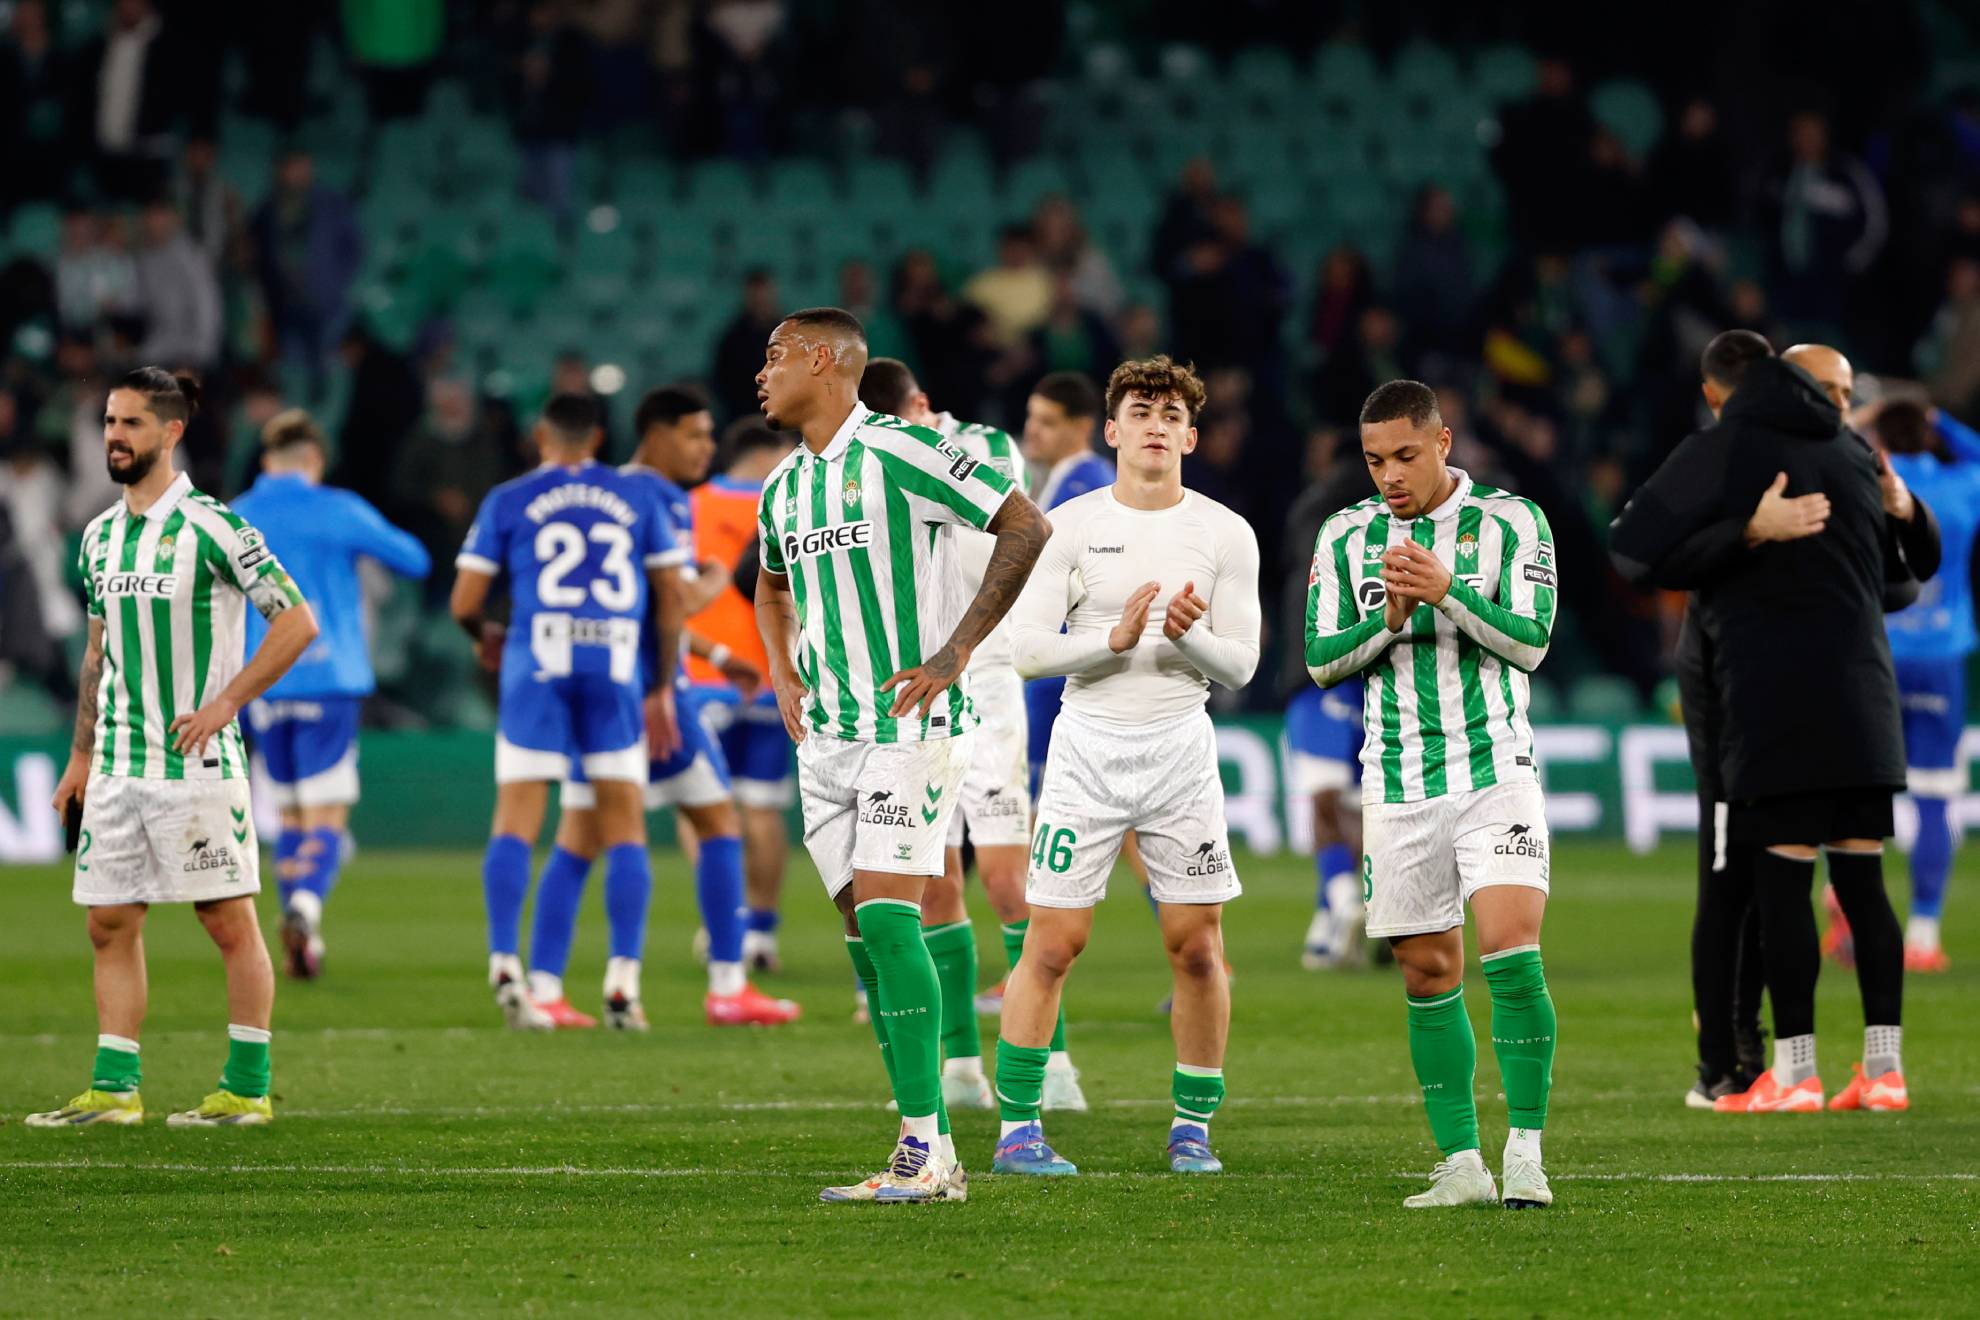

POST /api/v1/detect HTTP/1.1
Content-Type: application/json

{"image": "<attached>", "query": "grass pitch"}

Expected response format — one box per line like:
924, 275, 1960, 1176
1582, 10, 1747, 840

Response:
1, 841, 1976, 1317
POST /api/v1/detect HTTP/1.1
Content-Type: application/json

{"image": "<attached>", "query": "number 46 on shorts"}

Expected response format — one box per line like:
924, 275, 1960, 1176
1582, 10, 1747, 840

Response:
1031, 822, 1076, 874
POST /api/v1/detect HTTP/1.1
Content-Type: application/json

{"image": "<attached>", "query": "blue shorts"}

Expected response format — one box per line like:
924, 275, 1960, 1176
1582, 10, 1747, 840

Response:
247, 696, 362, 808
1285, 680, 1365, 794
693, 684, 795, 808
1896, 655, 1966, 795
497, 669, 645, 785
1025, 676, 1065, 799
564, 684, 732, 810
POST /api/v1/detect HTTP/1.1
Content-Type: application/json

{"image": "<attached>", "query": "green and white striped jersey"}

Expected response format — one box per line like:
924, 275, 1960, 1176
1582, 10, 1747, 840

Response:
759, 403, 1017, 744
1304, 469, 1556, 805
79, 472, 305, 780
935, 413, 1024, 674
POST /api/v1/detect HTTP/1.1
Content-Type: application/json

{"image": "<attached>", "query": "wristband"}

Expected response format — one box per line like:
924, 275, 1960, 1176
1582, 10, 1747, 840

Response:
709, 643, 733, 669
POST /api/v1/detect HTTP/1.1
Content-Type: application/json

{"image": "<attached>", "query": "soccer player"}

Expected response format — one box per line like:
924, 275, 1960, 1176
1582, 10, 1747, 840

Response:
233, 408, 431, 979
1288, 677, 1366, 966
1877, 400, 1980, 971
753, 307, 1049, 1203
29, 369, 318, 1129
686, 420, 800, 973
1306, 380, 1559, 1209
858, 357, 1088, 1113
451, 393, 684, 1031
996, 356, 1260, 1178
532, 385, 798, 1029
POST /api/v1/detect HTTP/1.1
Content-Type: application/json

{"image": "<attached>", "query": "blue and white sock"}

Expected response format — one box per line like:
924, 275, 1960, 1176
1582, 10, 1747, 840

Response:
698, 835, 746, 994
1910, 795, 1952, 937
746, 906, 781, 936
274, 827, 304, 906
527, 846, 593, 995
482, 835, 532, 957
603, 843, 652, 964
296, 826, 344, 904
1316, 842, 1352, 911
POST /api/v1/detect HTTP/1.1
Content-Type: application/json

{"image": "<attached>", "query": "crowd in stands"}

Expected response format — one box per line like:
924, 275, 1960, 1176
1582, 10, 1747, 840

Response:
3, 0, 1980, 728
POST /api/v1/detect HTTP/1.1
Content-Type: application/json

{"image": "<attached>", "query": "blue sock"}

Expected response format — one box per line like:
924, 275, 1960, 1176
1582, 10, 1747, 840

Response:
482, 834, 532, 956
528, 847, 593, 979
274, 827, 303, 906
1317, 843, 1352, 910
1912, 795, 1953, 920
603, 843, 653, 962
697, 835, 746, 964
746, 907, 780, 935
297, 826, 343, 903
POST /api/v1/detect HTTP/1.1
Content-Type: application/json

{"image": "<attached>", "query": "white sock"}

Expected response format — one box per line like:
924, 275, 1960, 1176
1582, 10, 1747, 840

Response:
1325, 871, 1363, 918
1906, 915, 1940, 950
1449, 1148, 1486, 1172
937, 1132, 956, 1165
1170, 1116, 1207, 1135
605, 956, 642, 1001
98, 1033, 140, 1054
1000, 1118, 1038, 1139
943, 1055, 985, 1081
900, 1112, 939, 1145
1773, 1033, 1817, 1086
1046, 1049, 1074, 1073
1505, 1126, 1542, 1163
488, 952, 523, 986
227, 1023, 271, 1044
742, 928, 777, 953
1865, 1024, 1903, 1078
288, 888, 322, 924
527, 971, 563, 1002
707, 960, 745, 996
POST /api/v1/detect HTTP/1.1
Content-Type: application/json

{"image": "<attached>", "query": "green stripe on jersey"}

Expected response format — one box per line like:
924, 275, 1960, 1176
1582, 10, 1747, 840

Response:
807, 459, 861, 739
152, 508, 186, 778
841, 440, 899, 743
116, 522, 147, 776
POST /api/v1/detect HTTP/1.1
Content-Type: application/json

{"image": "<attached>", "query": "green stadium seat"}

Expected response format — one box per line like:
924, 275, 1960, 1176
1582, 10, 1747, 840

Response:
484, 207, 564, 315
1230, 47, 1301, 110
6, 204, 61, 260
1389, 41, 1460, 102
611, 160, 678, 211
1591, 79, 1665, 158
0, 679, 63, 736
767, 158, 838, 219
1311, 43, 1382, 105
1567, 675, 1643, 724
1003, 156, 1074, 214
687, 159, 757, 212
1158, 43, 1212, 86
846, 159, 919, 213
1082, 42, 1131, 87
1471, 44, 1538, 104
927, 146, 996, 213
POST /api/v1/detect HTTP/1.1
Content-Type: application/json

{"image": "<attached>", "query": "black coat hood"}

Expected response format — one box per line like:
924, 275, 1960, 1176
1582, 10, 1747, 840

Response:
1719, 357, 1843, 441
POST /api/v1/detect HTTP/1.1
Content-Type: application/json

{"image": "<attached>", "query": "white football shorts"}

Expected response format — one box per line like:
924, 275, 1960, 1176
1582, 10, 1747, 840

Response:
946, 667, 1031, 849
73, 773, 261, 906
796, 732, 973, 899
1362, 780, 1550, 939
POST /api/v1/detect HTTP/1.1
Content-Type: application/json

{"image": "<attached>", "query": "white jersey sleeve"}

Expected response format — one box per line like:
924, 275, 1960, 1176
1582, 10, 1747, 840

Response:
1169, 512, 1261, 689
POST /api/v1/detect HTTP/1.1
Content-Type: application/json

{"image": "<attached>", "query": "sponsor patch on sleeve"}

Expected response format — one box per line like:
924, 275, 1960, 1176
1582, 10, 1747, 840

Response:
1523, 563, 1556, 587
948, 454, 978, 481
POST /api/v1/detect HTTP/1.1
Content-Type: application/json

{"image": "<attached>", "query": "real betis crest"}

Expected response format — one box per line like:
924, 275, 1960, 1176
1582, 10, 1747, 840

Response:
155, 535, 176, 564
1456, 532, 1478, 560
842, 477, 861, 508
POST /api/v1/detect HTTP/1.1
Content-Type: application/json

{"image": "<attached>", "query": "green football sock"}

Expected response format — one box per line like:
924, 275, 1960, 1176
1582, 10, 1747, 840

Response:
855, 900, 942, 1121
92, 1034, 141, 1093
1173, 1063, 1225, 1127
1406, 986, 1479, 1156
221, 1025, 271, 1099
995, 1038, 1049, 1124
1483, 946, 1557, 1130
1002, 920, 1068, 1054
845, 936, 897, 1093
923, 920, 981, 1063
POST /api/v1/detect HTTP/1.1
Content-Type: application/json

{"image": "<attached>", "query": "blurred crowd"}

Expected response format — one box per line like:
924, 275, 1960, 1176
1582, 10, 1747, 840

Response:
4, 0, 1980, 722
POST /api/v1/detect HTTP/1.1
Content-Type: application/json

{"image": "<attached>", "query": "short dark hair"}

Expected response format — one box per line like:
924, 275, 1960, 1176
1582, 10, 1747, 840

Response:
1031, 371, 1101, 420
859, 358, 919, 416
541, 392, 600, 443
261, 408, 325, 454
116, 366, 201, 424
1877, 401, 1934, 457
1359, 379, 1439, 429
781, 306, 867, 346
1105, 355, 1207, 423
720, 419, 792, 469
1701, 329, 1774, 390
633, 384, 711, 437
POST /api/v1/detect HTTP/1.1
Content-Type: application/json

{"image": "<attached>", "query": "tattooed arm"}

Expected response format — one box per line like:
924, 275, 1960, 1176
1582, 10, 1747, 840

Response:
52, 619, 105, 816
881, 492, 1051, 719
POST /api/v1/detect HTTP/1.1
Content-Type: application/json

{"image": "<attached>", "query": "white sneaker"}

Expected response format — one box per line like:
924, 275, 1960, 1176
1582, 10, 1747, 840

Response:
742, 929, 782, 974
1403, 1151, 1499, 1208
603, 993, 649, 1031
1300, 909, 1334, 971
871, 1138, 947, 1203
1501, 1151, 1553, 1208
495, 973, 554, 1031
942, 1065, 995, 1111
1042, 1056, 1089, 1112
941, 1157, 969, 1202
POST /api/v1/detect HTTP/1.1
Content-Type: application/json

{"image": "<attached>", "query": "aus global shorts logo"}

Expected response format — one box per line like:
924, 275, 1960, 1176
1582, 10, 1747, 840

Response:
859, 790, 915, 828
1492, 823, 1547, 860
182, 835, 243, 881
1184, 839, 1231, 877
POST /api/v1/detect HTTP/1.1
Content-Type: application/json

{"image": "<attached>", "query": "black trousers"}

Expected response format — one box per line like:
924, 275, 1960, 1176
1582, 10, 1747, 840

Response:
1691, 794, 1767, 1077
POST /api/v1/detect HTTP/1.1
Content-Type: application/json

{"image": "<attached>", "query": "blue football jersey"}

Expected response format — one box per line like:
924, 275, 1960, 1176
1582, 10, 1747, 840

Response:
1037, 451, 1115, 511
1887, 453, 1980, 661
458, 461, 686, 686
622, 464, 696, 692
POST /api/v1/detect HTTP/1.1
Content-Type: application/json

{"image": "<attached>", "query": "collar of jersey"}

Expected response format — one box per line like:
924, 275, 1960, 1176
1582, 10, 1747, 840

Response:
122, 470, 192, 522
1402, 467, 1472, 524
1105, 485, 1190, 516
811, 400, 868, 463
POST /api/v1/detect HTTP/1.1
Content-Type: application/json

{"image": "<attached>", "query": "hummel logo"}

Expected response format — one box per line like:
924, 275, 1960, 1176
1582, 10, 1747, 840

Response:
1088, 544, 1124, 553
921, 806, 940, 825
230, 806, 245, 822
925, 784, 943, 803
232, 827, 249, 844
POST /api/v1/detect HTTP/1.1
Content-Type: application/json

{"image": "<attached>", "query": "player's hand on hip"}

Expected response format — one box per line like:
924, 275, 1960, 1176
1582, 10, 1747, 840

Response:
769, 664, 808, 743
1162, 580, 1208, 640
1745, 471, 1830, 545
475, 622, 506, 673
1381, 542, 1451, 606
1111, 581, 1162, 653
169, 698, 239, 757
882, 642, 967, 720
645, 688, 681, 759
51, 757, 88, 815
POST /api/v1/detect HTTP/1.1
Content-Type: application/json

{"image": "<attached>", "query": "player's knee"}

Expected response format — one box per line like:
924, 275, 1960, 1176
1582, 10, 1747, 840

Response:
1165, 924, 1224, 981
686, 800, 741, 838
1028, 930, 1086, 979
194, 902, 255, 953
1393, 937, 1462, 991
1766, 844, 1819, 861
85, 907, 139, 950
1827, 838, 1883, 855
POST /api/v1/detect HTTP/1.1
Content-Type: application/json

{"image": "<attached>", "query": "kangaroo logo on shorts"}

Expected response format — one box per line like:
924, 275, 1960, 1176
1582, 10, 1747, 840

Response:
183, 833, 238, 876
1184, 839, 1230, 878
1492, 823, 1546, 860
860, 790, 913, 828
